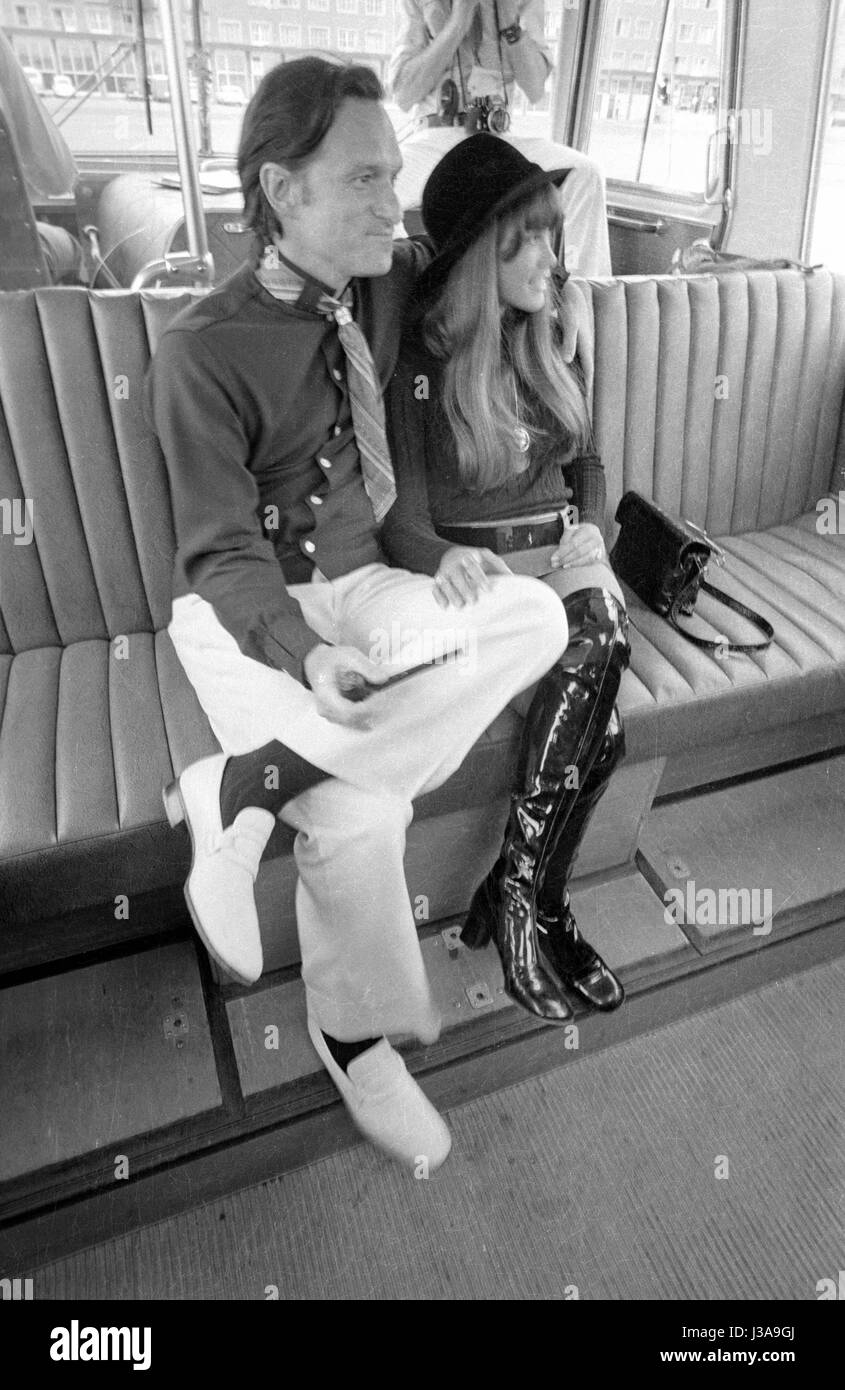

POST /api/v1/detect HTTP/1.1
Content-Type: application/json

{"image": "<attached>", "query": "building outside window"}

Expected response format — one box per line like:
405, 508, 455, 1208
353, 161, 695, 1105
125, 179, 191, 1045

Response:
308, 25, 329, 44
50, 5, 77, 31
678, 23, 695, 42
13, 4, 42, 26
218, 18, 243, 41
307, 0, 329, 10
215, 49, 248, 83
56, 36, 97, 80
364, 28, 383, 50
363, 0, 385, 13
84, 5, 111, 32
337, 0, 358, 11
279, 23, 301, 43
336, 28, 356, 50
11, 34, 55, 72
250, 20, 272, 42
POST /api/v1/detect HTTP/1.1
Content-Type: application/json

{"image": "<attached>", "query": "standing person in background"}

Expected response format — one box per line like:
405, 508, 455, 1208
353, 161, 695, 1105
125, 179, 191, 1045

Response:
390, 0, 612, 278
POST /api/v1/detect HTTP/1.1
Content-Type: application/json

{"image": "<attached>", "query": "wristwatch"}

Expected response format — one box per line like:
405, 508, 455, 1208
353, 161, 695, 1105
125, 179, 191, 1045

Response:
498, 20, 523, 43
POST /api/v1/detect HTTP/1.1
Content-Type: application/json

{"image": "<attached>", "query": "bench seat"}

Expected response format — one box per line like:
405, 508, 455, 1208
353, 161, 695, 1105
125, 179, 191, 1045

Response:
1, 270, 843, 956
3, 507, 843, 928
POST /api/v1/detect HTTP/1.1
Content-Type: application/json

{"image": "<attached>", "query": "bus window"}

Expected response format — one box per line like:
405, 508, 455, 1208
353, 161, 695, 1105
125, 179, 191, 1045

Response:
582, 0, 733, 196
807, 0, 845, 271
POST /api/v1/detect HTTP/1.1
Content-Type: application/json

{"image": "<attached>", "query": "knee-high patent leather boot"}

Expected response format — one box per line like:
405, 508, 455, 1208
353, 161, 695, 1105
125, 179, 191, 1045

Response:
461, 587, 629, 1023
536, 706, 628, 1011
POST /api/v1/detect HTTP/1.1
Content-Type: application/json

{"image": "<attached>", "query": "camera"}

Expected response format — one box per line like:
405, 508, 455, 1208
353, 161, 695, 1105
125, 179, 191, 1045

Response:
464, 95, 510, 135
425, 81, 510, 133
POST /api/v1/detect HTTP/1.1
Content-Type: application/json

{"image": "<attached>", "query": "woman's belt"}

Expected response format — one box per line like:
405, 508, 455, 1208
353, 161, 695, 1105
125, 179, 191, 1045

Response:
437, 509, 569, 554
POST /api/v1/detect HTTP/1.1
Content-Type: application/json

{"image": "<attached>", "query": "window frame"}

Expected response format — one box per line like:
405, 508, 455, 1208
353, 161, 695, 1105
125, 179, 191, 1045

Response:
802, 0, 845, 263
568, 0, 743, 215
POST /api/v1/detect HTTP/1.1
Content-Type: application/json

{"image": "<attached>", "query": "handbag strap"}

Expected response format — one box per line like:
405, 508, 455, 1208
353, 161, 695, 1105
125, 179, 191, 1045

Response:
667, 576, 774, 654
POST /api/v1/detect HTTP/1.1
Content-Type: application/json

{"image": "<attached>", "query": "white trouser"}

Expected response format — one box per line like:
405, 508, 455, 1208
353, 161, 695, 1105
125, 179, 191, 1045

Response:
169, 563, 568, 1042
395, 127, 612, 279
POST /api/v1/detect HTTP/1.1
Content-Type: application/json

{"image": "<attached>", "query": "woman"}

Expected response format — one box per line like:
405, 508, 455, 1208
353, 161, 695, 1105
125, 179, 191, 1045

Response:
383, 133, 630, 1023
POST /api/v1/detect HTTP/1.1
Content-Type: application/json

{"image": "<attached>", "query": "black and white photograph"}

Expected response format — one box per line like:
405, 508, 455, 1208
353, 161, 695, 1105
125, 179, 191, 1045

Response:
0, 0, 842, 1346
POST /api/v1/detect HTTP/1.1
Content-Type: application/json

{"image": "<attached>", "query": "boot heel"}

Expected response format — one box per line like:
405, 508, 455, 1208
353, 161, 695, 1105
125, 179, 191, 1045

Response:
461, 890, 492, 950
162, 781, 185, 828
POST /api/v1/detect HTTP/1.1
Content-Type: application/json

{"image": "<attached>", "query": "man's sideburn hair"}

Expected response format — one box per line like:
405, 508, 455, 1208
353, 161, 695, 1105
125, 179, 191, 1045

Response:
422, 185, 590, 491
238, 57, 383, 247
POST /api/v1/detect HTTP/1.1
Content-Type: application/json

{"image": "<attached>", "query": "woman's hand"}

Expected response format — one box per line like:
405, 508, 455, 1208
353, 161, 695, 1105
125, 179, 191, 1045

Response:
433, 545, 512, 609
549, 522, 607, 570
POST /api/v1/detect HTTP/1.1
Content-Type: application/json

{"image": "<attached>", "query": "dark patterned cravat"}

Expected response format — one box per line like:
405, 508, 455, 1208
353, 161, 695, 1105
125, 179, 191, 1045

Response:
256, 248, 397, 524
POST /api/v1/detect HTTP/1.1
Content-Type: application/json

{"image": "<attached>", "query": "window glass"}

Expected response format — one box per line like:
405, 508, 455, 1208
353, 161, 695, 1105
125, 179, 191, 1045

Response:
585, 0, 730, 194
809, 0, 845, 270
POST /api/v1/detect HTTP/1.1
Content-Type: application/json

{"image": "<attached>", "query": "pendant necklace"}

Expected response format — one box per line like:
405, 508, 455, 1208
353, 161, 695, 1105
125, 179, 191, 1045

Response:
512, 374, 530, 454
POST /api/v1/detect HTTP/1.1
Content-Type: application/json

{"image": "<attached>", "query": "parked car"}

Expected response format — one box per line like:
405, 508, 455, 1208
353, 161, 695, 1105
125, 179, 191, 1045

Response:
22, 66, 44, 94
217, 83, 245, 105
51, 74, 75, 97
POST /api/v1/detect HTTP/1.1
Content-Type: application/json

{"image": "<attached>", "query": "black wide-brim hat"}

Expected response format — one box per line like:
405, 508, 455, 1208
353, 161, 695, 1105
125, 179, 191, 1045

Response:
416, 132, 571, 302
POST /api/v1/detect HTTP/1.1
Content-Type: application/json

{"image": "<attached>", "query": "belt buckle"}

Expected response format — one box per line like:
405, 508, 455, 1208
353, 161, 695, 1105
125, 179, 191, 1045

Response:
497, 523, 516, 553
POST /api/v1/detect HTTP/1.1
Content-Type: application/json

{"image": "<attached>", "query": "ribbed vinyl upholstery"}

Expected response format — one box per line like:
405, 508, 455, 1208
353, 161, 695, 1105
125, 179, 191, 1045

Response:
0, 289, 218, 927
0, 271, 844, 936
587, 270, 845, 536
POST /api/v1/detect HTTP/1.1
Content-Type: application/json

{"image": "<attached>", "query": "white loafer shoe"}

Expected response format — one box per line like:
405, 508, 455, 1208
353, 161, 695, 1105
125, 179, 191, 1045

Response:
308, 1016, 452, 1171
163, 754, 275, 986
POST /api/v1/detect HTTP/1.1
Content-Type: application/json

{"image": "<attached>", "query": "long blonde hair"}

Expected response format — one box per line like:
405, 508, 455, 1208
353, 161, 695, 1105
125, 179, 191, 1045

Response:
422, 184, 589, 492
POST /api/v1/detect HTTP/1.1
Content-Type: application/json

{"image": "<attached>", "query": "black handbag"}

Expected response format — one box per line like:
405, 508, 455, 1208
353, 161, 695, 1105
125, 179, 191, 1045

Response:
609, 491, 774, 655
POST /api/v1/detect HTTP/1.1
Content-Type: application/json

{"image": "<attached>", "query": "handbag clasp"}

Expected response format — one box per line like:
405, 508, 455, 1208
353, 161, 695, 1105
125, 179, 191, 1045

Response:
683, 518, 727, 567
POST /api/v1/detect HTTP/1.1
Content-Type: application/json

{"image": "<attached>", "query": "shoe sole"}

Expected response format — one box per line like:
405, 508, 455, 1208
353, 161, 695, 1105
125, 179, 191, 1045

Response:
162, 779, 262, 988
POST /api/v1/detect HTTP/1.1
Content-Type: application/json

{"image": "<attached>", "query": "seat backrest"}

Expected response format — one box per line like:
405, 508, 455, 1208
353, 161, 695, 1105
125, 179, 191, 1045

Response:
2, 271, 844, 666
0, 108, 50, 291
583, 268, 845, 537
0, 288, 196, 657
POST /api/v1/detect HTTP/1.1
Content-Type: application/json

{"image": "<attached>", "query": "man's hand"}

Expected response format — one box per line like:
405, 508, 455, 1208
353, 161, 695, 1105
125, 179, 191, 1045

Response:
549, 522, 607, 570
558, 277, 593, 388
304, 644, 389, 727
433, 545, 511, 608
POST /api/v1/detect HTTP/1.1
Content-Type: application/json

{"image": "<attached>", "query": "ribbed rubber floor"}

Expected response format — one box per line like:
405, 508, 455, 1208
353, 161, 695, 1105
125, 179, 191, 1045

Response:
27, 957, 844, 1300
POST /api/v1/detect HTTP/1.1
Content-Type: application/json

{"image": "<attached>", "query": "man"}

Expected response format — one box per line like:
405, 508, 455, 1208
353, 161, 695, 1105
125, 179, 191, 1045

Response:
146, 57, 569, 1171
390, 0, 613, 277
